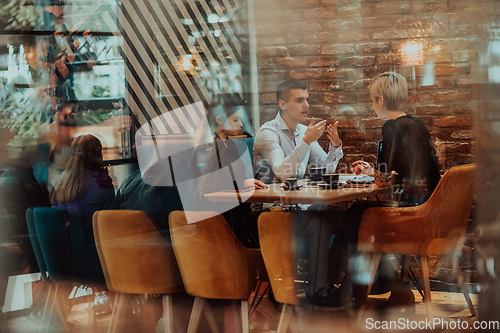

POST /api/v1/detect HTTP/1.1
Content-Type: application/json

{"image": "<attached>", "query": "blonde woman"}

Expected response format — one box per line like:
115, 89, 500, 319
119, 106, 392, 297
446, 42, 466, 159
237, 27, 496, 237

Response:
331, 72, 441, 310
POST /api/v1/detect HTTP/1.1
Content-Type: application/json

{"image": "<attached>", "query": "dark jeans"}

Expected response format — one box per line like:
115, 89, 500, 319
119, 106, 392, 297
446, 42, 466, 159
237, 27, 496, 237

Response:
337, 203, 399, 297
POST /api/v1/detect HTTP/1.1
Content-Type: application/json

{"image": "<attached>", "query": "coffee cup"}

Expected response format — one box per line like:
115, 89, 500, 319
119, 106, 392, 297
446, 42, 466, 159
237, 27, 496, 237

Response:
309, 167, 326, 181
321, 173, 339, 186
284, 178, 297, 190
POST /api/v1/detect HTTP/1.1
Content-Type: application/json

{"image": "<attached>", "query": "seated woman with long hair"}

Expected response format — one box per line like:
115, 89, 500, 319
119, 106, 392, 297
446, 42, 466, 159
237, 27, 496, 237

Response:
50, 134, 115, 246
194, 95, 267, 248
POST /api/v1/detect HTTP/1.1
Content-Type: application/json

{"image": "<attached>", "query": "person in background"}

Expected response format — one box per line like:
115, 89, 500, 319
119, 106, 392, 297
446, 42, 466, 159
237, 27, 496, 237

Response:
253, 80, 345, 307
333, 72, 441, 310
194, 94, 267, 248
50, 134, 114, 247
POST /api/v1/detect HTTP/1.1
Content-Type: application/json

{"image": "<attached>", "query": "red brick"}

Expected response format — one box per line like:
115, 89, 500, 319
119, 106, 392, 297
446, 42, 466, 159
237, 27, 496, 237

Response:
289, 44, 321, 56
323, 18, 359, 31
259, 81, 279, 92
309, 105, 335, 117
304, 8, 336, 19
361, 142, 378, 153
444, 154, 474, 168
290, 21, 322, 32
309, 81, 342, 91
287, 34, 303, 44
308, 57, 340, 67
340, 56, 376, 67
429, 38, 479, 51
336, 118, 360, 128
321, 44, 356, 55
377, 54, 403, 65
275, 57, 306, 69
258, 59, 274, 70
362, 117, 385, 129
412, 0, 447, 12
307, 93, 324, 104
260, 93, 276, 104
343, 79, 372, 92
356, 42, 391, 54
373, 30, 408, 40
431, 64, 470, 76
258, 70, 289, 81
324, 68, 358, 79
442, 142, 470, 153
418, 116, 433, 126
362, 66, 395, 78
374, 2, 412, 15
391, 40, 429, 53
453, 103, 473, 114
433, 91, 471, 103
320, 0, 352, 6
289, 69, 323, 80
258, 36, 287, 46
434, 116, 472, 128
416, 104, 451, 115
359, 92, 373, 103
257, 46, 288, 58
424, 52, 452, 64
418, 78, 455, 90
261, 107, 278, 120
362, 17, 393, 29
408, 92, 433, 103
325, 92, 358, 104
338, 5, 373, 16
450, 129, 473, 139
289, 0, 320, 8
456, 77, 472, 88
341, 130, 371, 141
453, 51, 478, 63
303, 32, 335, 44
257, 23, 288, 36
337, 31, 370, 42
341, 141, 362, 153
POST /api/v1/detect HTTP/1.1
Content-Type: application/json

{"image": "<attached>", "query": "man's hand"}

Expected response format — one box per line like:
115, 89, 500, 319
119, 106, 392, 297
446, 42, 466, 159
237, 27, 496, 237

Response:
326, 121, 341, 147
244, 178, 268, 189
303, 117, 326, 145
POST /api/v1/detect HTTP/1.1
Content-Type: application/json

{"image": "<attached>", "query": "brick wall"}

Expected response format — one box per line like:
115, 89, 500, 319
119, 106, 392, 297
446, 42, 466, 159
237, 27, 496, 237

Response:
252, 0, 496, 172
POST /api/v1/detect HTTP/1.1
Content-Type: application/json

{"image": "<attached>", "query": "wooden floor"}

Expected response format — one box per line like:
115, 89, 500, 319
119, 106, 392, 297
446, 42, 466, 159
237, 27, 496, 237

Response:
4, 289, 478, 333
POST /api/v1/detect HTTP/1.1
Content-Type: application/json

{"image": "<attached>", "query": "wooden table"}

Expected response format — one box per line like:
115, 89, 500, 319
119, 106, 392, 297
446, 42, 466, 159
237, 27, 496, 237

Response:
204, 182, 392, 205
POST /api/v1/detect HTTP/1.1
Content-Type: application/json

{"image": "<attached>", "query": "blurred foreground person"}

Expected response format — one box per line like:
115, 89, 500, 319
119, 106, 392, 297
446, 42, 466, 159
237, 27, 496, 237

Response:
194, 94, 267, 248
333, 72, 441, 310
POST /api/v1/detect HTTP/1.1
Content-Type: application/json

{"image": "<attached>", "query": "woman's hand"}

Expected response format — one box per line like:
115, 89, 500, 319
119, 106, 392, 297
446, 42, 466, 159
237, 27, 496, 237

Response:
351, 160, 375, 177
244, 178, 268, 190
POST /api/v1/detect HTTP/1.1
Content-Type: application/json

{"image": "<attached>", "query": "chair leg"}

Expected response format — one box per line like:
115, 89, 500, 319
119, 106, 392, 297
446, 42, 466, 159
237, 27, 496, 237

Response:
455, 268, 476, 316
162, 295, 173, 333
241, 300, 249, 333
277, 304, 293, 333
202, 300, 219, 333
107, 293, 126, 333
418, 255, 433, 320
187, 297, 204, 333
232, 300, 242, 333
357, 252, 382, 325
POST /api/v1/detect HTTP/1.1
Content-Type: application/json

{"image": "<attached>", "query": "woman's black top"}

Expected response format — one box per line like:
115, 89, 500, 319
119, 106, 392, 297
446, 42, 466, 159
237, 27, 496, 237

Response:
377, 115, 441, 205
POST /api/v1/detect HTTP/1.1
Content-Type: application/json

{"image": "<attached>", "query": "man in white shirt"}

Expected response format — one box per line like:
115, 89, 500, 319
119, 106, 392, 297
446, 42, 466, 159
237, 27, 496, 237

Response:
254, 81, 343, 182
254, 81, 347, 307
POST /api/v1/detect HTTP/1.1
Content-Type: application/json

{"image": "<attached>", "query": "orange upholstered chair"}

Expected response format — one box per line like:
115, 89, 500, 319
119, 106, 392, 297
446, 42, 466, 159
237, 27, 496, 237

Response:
93, 210, 183, 333
357, 164, 476, 320
258, 212, 300, 333
169, 211, 266, 333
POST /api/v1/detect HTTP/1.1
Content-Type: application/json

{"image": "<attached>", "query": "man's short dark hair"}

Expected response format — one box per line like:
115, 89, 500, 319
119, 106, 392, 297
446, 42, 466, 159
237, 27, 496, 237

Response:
276, 80, 307, 105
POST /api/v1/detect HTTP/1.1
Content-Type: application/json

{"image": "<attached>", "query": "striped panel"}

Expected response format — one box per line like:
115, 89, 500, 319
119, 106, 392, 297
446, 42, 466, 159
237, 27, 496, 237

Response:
119, 0, 250, 135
